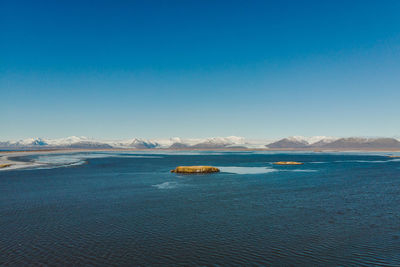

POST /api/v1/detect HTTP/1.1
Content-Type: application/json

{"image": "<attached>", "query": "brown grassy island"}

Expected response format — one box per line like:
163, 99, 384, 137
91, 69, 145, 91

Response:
273, 161, 304, 165
171, 166, 220, 173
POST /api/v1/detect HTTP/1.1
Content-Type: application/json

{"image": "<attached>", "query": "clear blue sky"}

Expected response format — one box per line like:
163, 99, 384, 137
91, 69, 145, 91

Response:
1, 0, 400, 140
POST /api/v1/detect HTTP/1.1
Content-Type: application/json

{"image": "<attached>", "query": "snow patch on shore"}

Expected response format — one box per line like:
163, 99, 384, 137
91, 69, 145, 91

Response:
218, 166, 276, 174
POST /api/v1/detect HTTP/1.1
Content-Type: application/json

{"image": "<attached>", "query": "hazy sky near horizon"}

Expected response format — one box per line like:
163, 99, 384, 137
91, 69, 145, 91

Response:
1, 0, 400, 140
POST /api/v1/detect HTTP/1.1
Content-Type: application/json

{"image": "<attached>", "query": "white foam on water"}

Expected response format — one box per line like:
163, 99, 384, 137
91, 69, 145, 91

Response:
153, 181, 179, 189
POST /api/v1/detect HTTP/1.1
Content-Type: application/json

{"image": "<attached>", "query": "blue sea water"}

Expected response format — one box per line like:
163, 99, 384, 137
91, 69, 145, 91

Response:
1, 151, 400, 266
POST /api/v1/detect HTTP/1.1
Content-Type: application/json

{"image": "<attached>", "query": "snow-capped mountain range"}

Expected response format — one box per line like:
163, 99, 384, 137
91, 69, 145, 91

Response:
0, 136, 254, 149
1, 136, 400, 150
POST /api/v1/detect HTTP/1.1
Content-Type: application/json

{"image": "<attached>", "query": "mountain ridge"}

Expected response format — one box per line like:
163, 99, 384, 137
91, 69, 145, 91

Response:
1, 136, 400, 150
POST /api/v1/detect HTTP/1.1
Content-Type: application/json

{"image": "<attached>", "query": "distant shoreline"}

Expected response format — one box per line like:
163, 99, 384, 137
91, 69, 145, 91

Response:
2, 147, 400, 154
1, 148, 399, 171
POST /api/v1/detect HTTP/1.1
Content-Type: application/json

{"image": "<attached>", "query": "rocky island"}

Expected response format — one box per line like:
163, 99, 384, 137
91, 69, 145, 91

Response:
273, 161, 304, 165
0, 164, 12, 169
171, 166, 220, 173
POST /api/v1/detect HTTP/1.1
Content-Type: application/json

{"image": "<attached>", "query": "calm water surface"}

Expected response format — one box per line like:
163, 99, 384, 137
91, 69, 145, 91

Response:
1, 152, 400, 266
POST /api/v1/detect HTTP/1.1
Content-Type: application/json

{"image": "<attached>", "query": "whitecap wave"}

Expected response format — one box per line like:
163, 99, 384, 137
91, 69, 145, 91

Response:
153, 181, 179, 189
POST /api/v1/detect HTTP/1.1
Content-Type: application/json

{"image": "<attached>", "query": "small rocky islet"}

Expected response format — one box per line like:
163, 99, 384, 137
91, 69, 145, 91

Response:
171, 166, 220, 173
0, 164, 12, 169
273, 161, 304, 165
